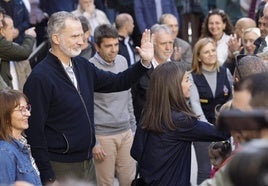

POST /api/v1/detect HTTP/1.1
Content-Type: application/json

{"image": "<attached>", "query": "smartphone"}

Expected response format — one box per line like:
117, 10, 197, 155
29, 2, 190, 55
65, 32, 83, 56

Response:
217, 109, 268, 131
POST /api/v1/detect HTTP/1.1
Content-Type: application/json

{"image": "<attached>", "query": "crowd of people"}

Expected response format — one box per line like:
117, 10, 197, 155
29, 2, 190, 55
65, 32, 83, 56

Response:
1, 0, 268, 186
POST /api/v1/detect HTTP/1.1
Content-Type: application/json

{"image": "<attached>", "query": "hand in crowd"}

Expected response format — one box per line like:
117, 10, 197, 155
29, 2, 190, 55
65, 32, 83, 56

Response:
12, 28, 19, 39
93, 144, 107, 161
228, 34, 242, 56
136, 29, 154, 66
24, 27, 37, 38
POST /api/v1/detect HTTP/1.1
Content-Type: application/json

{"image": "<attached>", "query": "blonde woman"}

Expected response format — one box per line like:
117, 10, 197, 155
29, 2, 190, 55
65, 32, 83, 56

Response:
189, 37, 233, 184
242, 27, 261, 55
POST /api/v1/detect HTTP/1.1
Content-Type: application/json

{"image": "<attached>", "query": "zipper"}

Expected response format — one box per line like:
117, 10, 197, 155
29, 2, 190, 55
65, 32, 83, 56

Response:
77, 91, 93, 159
61, 62, 93, 158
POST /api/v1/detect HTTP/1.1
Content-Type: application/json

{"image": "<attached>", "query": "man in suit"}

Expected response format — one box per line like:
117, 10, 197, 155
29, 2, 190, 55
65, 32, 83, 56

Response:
115, 13, 136, 66
159, 13, 193, 70
134, 0, 179, 34
134, 0, 179, 48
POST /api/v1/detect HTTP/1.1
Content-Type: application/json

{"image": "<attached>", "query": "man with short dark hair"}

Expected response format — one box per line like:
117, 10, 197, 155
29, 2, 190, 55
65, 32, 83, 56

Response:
90, 24, 136, 185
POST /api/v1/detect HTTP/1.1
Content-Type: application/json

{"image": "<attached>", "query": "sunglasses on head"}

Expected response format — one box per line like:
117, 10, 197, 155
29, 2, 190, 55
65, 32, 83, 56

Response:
208, 9, 225, 15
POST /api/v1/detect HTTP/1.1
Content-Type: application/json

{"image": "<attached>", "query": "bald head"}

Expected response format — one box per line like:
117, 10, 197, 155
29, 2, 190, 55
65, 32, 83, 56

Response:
235, 18, 256, 39
159, 14, 178, 24
159, 13, 179, 39
115, 13, 134, 37
115, 13, 132, 30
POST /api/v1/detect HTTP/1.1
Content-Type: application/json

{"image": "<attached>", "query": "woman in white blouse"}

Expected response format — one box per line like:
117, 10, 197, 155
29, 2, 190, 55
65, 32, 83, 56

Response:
200, 9, 234, 66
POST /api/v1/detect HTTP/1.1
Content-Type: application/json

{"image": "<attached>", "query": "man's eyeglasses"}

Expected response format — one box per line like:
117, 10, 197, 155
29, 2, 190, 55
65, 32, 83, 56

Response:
14, 104, 31, 115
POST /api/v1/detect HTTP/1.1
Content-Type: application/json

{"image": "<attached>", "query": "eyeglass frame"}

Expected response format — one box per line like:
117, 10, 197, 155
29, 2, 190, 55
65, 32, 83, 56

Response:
13, 104, 32, 115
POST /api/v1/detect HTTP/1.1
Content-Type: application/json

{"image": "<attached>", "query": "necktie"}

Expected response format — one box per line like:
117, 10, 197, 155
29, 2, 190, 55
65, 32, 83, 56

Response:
125, 38, 135, 65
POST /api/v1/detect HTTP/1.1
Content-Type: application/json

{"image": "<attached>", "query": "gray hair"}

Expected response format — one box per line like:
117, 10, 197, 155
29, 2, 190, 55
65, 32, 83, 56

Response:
115, 13, 132, 30
235, 55, 268, 80
150, 24, 172, 35
243, 27, 261, 38
158, 13, 177, 24
47, 11, 80, 44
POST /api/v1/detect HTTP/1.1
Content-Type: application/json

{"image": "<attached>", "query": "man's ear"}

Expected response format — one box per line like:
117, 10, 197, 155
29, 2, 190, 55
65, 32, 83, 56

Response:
52, 34, 60, 45
231, 131, 244, 144
94, 43, 100, 52
234, 76, 240, 83
84, 30, 91, 40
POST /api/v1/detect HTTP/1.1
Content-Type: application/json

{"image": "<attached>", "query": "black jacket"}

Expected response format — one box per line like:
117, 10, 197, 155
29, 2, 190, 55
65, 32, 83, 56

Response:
24, 52, 148, 182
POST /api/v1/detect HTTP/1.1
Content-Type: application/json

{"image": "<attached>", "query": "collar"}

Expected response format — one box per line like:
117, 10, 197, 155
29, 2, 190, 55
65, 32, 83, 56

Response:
119, 35, 130, 43
217, 33, 228, 44
94, 52, 115, 66
152, 58, 171, 68
151, 58, 159, 68
124, 37, 130, 44
47, 51, 74, 69
61, 60, 73, 70
49, 50, 73, 68
119, 35, 125, 41
11, 138, 29, 152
